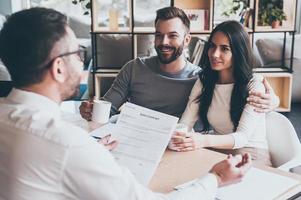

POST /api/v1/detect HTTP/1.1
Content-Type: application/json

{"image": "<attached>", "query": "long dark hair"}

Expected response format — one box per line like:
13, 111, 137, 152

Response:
198, 20, 255, 132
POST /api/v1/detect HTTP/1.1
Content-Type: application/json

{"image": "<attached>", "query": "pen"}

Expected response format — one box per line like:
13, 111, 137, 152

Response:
92, 136, 102, 140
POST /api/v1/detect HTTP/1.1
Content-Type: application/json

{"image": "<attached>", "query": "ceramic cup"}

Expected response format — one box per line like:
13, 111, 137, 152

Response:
91, 100, 112, 124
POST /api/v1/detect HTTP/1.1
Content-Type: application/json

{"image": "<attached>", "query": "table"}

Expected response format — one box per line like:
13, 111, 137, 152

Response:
64, 112, 301, 199
149, 148, 301, 199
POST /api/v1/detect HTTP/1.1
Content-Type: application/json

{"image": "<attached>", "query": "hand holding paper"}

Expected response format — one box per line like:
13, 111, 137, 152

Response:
98, 134, 118, 151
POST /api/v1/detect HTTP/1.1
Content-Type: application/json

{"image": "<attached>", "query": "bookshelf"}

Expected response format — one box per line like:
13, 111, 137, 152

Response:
90, 0, 297, 112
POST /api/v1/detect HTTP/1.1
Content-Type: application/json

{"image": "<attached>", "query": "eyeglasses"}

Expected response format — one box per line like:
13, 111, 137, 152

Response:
58, 46, 87, 62
42, 46, 87, 69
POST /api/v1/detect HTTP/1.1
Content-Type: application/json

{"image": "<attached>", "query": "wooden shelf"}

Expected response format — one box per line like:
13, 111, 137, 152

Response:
253, 67, 289, 73
133, 27, 155, 33
175, 0, 213, 31
91, 0, 132, 32
254, 0, 296, 32
254, 26, 295, 32
255, 72, 292, 112
91, 0, 296, 108
94, 73, 118, 98
92, 27, 131, 33
95, 69, 120, 73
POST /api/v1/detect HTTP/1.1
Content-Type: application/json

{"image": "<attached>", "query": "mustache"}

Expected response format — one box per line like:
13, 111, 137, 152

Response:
156, 45, 176, 51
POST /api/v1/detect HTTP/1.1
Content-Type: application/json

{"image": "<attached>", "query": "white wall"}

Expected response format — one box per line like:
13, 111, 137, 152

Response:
0, 0, 27, 15
0, 0, 12, 15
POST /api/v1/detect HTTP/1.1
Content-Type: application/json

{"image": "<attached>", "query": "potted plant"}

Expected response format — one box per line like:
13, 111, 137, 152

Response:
260, 6, 287, 28
71, 0, 91, 15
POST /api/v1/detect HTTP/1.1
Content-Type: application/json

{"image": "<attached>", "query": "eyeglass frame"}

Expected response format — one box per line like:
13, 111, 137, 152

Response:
41, 45, 87, 70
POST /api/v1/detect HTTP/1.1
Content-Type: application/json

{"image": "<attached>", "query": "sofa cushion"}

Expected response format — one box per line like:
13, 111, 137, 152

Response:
255, 38, 291, 66
96, 34, 132, 69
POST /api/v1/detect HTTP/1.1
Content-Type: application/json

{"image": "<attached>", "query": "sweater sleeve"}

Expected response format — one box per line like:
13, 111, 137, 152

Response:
230, 75, 266, 149
102, 62, 133, 115
179, 78, 203, 131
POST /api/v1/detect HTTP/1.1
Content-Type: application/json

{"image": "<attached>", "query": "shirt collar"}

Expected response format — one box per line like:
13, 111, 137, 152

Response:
155, 57, 189, 78
6, 88, 61, 118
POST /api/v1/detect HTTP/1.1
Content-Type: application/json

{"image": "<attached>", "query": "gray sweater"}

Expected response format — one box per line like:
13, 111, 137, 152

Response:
103, 56, 201, 117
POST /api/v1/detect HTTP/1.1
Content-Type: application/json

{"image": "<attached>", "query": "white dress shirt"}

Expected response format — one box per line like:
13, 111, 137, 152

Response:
180, 75, 268, 149
0, 89, 217, 200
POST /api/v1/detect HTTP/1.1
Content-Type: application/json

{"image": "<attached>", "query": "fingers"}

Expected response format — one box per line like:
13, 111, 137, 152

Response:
237, 153, 252, 174
177, 146, 197, 152
89, 96, 96, 102
170, 137, 198, 152
105, 140, 118, 151
242, 153, 251, 164
172, 136, 193, 144
247, 93, 273, 113
227, 154, 243, 166
79, 101, 93, 121
98, 134, 111, 145
263, 78, 272, 94
169, 132, 200, 152
98, 134, 118, 151
248, 101, 270, 109
253, 108, 270, 113
248, 91, 271, 101
232, 153, 252, 170
172, 131, 187, 138
211, 153, 252, 187
249, 101, 272, 113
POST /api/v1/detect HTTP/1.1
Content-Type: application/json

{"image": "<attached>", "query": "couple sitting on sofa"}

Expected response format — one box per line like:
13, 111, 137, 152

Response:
80, 12, 279, 166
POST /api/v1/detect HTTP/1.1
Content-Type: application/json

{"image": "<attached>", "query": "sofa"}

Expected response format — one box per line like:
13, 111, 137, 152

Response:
253, 34, 301, 102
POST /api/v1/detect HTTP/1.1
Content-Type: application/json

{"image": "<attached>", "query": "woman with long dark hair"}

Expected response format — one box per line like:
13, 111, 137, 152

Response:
171, 20, 272, 166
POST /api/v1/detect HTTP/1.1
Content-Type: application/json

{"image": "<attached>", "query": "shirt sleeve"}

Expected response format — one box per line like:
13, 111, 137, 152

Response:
230, 75, 266, 149
61, 139, 218, 200
179, 78, 203, 131
102, 62, 133, 115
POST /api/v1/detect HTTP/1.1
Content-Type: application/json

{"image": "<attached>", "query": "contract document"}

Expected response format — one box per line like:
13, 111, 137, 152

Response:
216, 167, 299, 200
99, 103, 178, 185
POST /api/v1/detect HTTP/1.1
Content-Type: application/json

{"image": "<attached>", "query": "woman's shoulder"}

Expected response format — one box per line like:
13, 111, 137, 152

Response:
195, 77, 203, 89
252, 74, 264, 82
188, 78, 203, 98
248, 74, 265, 92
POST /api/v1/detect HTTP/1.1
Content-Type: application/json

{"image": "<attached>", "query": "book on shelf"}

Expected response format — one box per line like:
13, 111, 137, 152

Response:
184, 9, 204, 31
183, 9, 210, 31
204, 9, 209, 30
239, 7, 253, 27
191, 39, 205, 65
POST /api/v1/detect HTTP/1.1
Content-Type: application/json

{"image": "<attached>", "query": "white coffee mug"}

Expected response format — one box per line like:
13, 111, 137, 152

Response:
92, 100, 112, 124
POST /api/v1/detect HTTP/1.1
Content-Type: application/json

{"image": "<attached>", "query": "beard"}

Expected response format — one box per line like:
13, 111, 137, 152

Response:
155, 42, 184, 64
61, 69, 82, 101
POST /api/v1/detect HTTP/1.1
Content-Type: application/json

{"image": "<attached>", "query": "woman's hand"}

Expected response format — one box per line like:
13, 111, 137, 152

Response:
169, 132, 204, 152
247, 78, 280, 113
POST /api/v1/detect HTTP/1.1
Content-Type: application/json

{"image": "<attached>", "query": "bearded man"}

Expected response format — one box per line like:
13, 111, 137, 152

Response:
80, 6, 279, 123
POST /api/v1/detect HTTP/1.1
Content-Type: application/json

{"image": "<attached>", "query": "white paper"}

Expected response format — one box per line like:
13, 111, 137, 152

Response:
89, 123, 116, 138
109, 102, 179, 185
216, 167, 299, 200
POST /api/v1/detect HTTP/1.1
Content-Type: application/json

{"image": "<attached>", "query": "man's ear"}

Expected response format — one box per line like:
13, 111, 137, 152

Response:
49, 57, 67, 83
184, 33, 191, 47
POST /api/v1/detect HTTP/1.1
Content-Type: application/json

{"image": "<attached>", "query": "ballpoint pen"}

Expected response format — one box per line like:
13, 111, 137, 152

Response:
92, 136, 102, 140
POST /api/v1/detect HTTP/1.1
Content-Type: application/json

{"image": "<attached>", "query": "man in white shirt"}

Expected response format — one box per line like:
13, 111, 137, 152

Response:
0, 7, 251, 199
